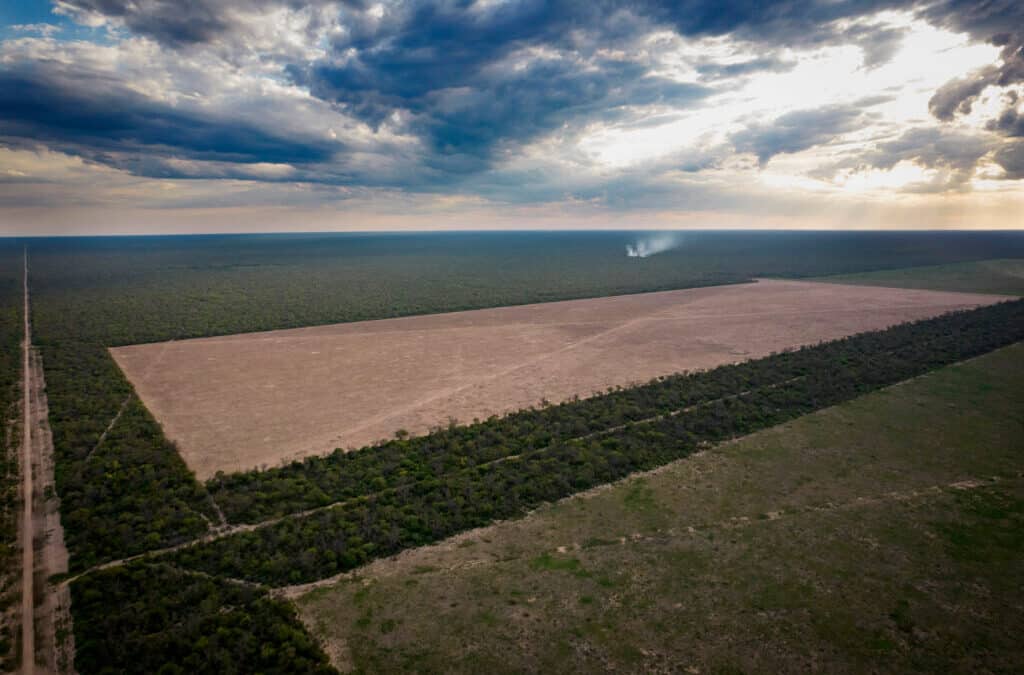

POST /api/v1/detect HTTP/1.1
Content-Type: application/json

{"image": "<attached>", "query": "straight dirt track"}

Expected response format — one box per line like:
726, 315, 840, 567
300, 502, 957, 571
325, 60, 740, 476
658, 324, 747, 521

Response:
110, 279, 1007, 479
21, 248, 33, 674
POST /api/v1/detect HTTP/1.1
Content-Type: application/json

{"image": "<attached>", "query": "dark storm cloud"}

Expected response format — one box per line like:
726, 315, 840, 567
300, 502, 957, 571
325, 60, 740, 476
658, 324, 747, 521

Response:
308, 53, 710, 175
917, 0, 1024, 183
38, 1, 926, 182
923, 0, 1024, 124
866, 127, 992, 173
8, 0, 1021, 194
0, 63, 338, 172
987, 97, 1024, 138
306, 0, 914, 110
811, 126, 997, 190
649, 0, 908, 44
929, 66, 1000, 120
59, 0, 231, 46
992, 141, 1024, 179
296, 0, 916, 175
54, 0, 365, 47
730, 104, 875, 166
56, 0, 909, 51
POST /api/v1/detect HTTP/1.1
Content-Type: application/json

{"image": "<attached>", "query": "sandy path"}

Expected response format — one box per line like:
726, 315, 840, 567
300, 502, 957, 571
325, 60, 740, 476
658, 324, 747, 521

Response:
20, 248, 33, 675
29, 346, 73, 674
19, 250, 73, 675
112, 279, 1009, 479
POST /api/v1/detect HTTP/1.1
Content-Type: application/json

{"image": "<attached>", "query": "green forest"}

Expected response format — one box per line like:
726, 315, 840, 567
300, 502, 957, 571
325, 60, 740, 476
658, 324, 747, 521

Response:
71, 563, 335, 675
0, 248, 22, 671
2, 232, 1023, 673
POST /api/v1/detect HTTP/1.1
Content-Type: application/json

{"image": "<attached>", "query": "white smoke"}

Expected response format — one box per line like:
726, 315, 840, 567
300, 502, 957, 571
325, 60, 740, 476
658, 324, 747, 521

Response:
625, 232, 683, 258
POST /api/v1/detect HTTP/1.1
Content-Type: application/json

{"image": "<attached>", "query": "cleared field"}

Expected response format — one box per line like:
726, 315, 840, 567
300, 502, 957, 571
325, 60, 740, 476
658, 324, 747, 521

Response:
296, 342, 1024, 674
111, 279, 1006, 478
815, 258, 1024, 296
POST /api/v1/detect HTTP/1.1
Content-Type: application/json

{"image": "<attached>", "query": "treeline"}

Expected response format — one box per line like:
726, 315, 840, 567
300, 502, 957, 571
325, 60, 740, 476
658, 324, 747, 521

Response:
208, 351, 816, 522
0, 251, 22, 671
44, 375, 214, 570
71, 563, 336, 674
169, 299, 1024, 586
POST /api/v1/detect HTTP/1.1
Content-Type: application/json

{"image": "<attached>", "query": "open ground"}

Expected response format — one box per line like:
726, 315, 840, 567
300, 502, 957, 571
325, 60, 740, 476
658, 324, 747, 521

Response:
296, 341, 1024, 674
112, 278, 1007, 478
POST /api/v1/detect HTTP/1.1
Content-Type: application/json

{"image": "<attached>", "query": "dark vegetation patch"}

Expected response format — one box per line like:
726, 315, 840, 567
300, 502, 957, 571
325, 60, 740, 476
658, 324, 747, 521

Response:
0, 249, 21, 671
817, 258, 1024, 296
934, 488, 1024, 564
70, 563, 335, 675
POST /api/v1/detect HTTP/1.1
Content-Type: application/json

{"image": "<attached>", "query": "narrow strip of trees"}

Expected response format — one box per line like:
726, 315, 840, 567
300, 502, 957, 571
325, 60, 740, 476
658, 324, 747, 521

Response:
0, 256, 23, 671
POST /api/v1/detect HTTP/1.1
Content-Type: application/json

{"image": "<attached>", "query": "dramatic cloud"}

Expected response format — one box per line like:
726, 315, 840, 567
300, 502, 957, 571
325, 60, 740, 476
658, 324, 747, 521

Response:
993, 141, 1024, 180
0, 0, 1021, 233
52, 0, 355, 47
731, 104, 876, 166
924, 0, 1024, 125
0, 65, 336, 169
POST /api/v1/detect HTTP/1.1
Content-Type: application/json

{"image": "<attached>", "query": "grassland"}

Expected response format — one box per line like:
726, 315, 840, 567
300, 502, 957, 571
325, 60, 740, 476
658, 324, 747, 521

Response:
297, 341, 1024, 674
815, 258, 1024, 296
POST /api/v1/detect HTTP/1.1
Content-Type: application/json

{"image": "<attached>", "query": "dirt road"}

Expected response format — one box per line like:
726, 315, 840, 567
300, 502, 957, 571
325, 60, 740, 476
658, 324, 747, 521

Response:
21, 248, 33, 675
20, 250, 73, 674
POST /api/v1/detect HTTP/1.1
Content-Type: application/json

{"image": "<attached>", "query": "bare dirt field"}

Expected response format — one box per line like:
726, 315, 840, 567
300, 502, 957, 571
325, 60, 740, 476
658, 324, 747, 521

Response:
110, 279, 1007, 479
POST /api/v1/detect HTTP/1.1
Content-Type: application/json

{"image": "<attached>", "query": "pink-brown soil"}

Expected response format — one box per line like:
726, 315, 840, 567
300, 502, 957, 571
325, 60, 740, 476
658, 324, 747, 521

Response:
109, 279, 1006, 479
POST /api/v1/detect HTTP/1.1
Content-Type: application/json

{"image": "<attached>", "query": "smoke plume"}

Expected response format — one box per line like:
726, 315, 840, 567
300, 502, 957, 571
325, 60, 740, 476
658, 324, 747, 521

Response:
626, 232, 683, 258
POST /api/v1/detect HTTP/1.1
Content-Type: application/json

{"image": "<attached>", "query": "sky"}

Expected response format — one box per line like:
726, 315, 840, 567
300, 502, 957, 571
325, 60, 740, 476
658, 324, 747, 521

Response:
0, 0, 1022, 234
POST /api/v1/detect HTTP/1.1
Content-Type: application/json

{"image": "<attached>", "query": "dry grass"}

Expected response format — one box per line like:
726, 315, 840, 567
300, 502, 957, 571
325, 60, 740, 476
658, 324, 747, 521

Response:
296, 342, 1024, 674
